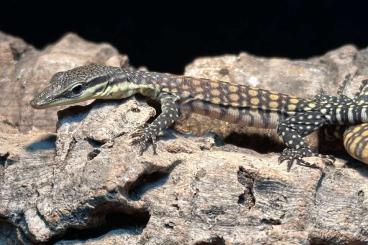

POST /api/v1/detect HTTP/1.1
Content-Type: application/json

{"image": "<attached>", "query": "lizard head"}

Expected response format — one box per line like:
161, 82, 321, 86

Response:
30, 64, 122, 109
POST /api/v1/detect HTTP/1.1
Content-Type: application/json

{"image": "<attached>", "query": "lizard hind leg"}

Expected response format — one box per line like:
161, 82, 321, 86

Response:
277, 124, 316, 171
277, 111, 332, 170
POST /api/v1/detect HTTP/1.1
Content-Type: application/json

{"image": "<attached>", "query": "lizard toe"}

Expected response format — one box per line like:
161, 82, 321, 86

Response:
130, 128, 158, 155
279, 148, 319, 171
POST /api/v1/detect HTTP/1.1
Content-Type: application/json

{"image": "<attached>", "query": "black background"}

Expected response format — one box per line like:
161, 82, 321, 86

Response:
1, 1, 367, 73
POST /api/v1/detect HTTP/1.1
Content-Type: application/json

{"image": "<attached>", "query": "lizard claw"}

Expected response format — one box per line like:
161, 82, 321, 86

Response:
130, 128, 157, 155
278, 149, 319, 171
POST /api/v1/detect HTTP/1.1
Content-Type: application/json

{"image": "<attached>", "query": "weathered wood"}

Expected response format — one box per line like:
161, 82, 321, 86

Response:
0, 32, 368, 244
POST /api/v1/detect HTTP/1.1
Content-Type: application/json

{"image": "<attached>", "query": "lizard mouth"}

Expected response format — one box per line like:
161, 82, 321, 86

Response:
30, 98, 53, 109
30, 96, 66, 109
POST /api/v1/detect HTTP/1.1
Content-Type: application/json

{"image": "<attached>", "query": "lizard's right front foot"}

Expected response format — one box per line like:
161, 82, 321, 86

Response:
129, 127, 157, 155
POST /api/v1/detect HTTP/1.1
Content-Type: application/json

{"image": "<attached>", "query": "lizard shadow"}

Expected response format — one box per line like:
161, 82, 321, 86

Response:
223, 131, 284, 154
344, 158, 368, 178
127, 159, 182, 201
25, 134, 56, 152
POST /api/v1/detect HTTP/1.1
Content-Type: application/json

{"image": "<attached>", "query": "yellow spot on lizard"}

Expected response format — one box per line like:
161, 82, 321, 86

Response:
269, 101, 279, 109
362, 130, 368, 136
229, 85, 238, 93
289, 98, 299, 104
229, 93, 239, 102
211, 97, 221, 104
248, 89, 258, 96
288, 104, 297, 110
269, 94, 279, 100
211, 89, 221, 96
250, 97, 260, 105
361, 148, 368, 159
307, 102, 317, 108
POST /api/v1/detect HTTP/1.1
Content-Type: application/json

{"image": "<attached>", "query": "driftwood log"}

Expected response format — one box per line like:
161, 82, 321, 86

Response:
0, 32, 368, 244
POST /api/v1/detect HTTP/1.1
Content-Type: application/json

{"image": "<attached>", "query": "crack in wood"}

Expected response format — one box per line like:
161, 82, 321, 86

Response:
127, 160, 182, 201
237, 166, 256, 209
47, 202, 150, 244
0, 152, 9, 167
194, 236, 226, 245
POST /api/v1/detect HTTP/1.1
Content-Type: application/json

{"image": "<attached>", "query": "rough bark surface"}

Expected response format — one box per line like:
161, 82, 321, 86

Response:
0, 32, 368, 244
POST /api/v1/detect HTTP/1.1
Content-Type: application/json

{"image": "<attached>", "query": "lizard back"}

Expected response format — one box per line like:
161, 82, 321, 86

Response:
127, 69, 313, 113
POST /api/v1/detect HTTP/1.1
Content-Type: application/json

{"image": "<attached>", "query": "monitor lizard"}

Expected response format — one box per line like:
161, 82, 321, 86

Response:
30, 64, 368, 170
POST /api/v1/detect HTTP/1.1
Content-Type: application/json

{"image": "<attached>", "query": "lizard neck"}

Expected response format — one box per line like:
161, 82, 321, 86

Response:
97, 70, 160, 100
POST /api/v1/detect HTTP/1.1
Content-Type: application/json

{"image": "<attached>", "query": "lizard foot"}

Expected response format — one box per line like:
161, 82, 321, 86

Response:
278, 148, 320, 171
129, 127, 157, 155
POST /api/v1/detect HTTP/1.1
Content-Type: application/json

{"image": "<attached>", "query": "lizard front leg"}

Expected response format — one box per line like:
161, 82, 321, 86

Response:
277, 111, 332, 170
130, 92, 180, 155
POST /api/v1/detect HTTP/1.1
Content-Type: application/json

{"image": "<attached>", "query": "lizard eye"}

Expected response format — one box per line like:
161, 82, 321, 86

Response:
71, 84, 83, 95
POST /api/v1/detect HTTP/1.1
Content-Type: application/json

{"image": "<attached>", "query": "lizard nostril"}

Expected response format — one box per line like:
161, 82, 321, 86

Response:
30, 98, 41, 108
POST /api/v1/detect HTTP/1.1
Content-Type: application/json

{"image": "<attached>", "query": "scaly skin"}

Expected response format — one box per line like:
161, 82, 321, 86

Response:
342, 79, 368, 164
344, 123, 368, 163
30, 64, 368, 170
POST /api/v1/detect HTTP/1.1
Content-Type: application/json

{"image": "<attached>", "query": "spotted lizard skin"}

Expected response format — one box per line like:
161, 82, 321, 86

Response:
344, 123, 368, 163
30, 64, 368, 169
343, 80, 368, 164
